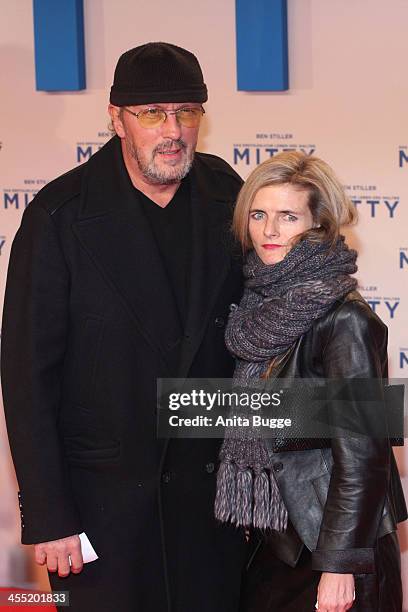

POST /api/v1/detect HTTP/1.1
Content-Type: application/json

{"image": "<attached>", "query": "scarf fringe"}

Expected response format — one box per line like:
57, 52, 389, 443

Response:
235, 466, 253, 526
253, 470, 270, 528
214, 460, 236, 522
215, 461, 288, 531
269, 471, 288, 531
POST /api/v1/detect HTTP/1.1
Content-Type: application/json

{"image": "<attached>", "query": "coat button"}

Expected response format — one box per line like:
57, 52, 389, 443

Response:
205, 462, 215, 474
273, 462, 283, 472
162, 471, 171, 484
214, 317, 225, 328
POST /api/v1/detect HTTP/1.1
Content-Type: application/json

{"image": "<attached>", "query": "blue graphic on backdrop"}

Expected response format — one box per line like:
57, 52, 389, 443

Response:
76, 132, 110, 163
399, 146, 408, 167
400, 350, 408, 369
3, 179, 47, 209
345, 185, 399, 219
233, 133, 316, 168
236, 0, 288, 92
360, 288, 400, 319
400, 248, 408, 269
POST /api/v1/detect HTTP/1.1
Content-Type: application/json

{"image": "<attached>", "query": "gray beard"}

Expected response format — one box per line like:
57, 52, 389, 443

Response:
126, 138, 194, 185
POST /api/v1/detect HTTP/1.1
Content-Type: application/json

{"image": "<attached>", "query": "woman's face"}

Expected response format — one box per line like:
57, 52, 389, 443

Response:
248, 184, 315, 265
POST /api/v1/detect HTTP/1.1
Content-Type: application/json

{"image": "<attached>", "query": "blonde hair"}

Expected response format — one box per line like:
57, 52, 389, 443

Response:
233, 151, 357, 251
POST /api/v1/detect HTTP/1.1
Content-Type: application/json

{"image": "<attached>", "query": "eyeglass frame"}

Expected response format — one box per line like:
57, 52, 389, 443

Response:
121, 105, 205, 128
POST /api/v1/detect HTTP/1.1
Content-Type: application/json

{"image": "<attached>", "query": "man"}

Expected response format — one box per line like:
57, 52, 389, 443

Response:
1, 42, 246, 612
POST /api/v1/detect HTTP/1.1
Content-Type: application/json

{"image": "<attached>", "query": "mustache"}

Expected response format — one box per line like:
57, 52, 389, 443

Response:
153, 139, 187, 154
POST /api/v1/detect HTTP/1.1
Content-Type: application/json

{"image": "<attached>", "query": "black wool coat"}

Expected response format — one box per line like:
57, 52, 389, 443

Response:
1, 136, 247, 612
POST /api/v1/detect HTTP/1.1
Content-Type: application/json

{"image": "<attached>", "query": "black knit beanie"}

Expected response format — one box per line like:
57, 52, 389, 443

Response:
110, 42, 208, 106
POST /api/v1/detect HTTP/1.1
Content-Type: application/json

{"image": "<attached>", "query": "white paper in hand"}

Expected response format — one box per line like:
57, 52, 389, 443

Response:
69, 532, 99, 565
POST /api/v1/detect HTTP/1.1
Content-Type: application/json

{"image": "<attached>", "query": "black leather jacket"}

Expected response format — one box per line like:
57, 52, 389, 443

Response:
257, 291, 407, 574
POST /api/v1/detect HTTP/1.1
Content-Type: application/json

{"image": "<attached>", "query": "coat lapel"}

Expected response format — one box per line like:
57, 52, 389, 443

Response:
177, 158, 235, 377
72, 137, 183, 364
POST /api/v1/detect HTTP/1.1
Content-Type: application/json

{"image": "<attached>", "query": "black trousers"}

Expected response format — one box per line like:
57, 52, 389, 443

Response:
239, 531, 402, 612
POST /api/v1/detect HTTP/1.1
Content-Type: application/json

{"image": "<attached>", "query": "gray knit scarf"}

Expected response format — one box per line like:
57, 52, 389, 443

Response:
214, 236, 358, 530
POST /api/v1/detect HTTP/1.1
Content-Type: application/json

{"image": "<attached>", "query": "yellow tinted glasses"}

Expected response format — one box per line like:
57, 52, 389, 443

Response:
122, 106, 205, 129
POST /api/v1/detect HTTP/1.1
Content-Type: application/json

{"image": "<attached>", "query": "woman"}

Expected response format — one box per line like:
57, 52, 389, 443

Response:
215, 152, 407, 611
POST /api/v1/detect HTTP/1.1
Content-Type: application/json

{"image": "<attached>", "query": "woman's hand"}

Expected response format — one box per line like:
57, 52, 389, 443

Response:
316, 572, 355, 611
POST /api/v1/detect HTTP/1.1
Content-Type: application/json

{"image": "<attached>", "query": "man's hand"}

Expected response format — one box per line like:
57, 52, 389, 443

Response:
316, 572, 355, 612
34, 534, 83, 577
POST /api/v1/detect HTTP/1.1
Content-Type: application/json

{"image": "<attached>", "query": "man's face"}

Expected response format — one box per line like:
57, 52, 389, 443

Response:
109, 102, 202, 185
